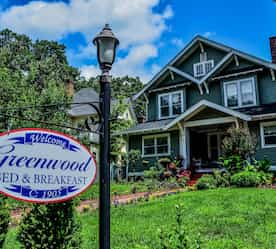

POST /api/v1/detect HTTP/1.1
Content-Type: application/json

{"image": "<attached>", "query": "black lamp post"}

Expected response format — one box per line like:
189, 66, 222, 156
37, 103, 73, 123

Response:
93, 24, 119, 249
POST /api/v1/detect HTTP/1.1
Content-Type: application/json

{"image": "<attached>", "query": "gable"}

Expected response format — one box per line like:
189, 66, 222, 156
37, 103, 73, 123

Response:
188, 107, 228, 121
175, 44, 228, 78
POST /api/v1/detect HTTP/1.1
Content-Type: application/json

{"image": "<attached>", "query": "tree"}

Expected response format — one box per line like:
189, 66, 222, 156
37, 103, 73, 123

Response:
0, 29, 82, 248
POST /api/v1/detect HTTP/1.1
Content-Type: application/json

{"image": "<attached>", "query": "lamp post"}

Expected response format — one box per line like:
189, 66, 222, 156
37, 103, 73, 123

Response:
93, 24, 119, 249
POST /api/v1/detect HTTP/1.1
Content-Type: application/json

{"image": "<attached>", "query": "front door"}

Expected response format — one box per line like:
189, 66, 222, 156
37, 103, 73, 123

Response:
207, 133, 226, 161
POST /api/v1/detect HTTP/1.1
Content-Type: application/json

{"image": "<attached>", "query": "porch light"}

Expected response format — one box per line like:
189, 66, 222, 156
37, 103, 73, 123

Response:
93, 24, 119, 72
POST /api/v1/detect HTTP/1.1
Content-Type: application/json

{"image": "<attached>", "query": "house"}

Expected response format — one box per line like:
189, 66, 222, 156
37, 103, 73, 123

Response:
120, 35, 276, 175
68, 87, 136, 162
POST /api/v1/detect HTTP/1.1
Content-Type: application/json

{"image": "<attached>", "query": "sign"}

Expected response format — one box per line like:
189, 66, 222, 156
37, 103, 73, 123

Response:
0, 128, 97, 203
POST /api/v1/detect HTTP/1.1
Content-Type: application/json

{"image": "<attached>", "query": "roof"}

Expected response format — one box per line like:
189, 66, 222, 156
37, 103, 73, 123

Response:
237, 103, 276, 116
68, 88, 136, 120
68, 88, 99, 118
133, 35, 276, 100
118, 118, 174, 135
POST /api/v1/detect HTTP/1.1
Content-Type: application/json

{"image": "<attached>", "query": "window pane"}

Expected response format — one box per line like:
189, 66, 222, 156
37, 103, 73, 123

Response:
172, 93, 181, 104
144, 138, 154, 146
264, 125, 276, 146
205, 61, 213, 73
160, 95, 169, 106
144, 147, 155, 155
241, 79, 254, 106
161, 106, 169, 117
157, 145, 168, 154
143, 137, 155, 155
172, 93, 182, 115
172, 104, 182, 115
160, 95, 169, 117
156, 136, 169, 154
157, 137, 168, 145
226, 83, 238, 107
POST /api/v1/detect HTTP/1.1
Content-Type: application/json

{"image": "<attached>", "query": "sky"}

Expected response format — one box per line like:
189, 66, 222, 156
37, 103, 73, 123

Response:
0, 0, 275, 83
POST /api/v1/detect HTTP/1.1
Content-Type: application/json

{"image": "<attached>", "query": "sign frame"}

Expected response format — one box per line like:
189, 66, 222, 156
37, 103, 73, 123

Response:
0, 128, 97, 204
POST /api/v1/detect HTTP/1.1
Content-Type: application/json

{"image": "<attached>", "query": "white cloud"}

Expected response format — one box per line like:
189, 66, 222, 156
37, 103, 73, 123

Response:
203, 31, 216, 38
81, 44, 159, 83
0, 0, 173, 82
171, 38, 185, 48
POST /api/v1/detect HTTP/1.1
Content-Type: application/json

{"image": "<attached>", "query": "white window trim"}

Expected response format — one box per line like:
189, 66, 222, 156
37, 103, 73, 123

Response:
142, 133, 171, 157
260, 121, 276, 148
193, 60, 214, 77
223, 77, 257, 109
158, 90, 184, 119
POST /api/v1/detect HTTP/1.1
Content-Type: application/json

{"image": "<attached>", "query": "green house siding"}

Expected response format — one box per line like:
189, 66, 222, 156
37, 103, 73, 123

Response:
249, 121, 276, 166
187, 81, 222, 108
128, 130, 180, 172
176, 45, 227, 77
224, 58, 255, 73
258, 71, 276, 105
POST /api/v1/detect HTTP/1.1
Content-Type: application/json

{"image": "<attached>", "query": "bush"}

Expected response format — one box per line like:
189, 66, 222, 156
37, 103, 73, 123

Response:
231, 171, 261, 187
213, 170, 231, 187
222, 127, 257, 160
195, 175, 216, 190
255, 158, 272, 173
220, 155, 246, 175
0, 196, 10, 249
18, 201, 82, 249
144, 167, 160, 179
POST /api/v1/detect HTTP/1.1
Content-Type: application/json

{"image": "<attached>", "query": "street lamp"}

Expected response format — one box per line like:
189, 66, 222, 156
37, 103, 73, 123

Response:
93, 24, 119, 249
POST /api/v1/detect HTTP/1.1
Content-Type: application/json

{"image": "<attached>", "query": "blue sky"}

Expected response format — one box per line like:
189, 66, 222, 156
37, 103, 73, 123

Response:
0, 0, 275, 82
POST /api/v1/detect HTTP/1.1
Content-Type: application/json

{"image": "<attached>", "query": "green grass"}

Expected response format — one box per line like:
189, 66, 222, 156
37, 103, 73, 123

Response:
5, 188, 276, 249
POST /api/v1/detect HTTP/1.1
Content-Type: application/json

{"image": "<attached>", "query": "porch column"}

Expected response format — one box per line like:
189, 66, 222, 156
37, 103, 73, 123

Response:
178, 123, 188, 169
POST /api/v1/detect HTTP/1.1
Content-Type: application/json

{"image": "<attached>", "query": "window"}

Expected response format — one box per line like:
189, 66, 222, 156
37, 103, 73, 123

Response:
158, 91, 183, 119
193, 60, 214, 77
142, 134, 170, 157
261, 121, 276, 148
224, 77, 256, 108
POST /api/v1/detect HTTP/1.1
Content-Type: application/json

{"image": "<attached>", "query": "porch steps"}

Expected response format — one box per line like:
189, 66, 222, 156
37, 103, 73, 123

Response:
187, 173, 203, 186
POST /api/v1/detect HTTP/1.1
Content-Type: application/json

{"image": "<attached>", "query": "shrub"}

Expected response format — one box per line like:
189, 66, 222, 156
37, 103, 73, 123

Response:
255, 158, 272, 173
0, 196, 10, 249
195, 175, 216, 190
231, 171, 261, 187
213, 170, 231, 187
144, 167, 160, 179
220, 155, 246, 175
222, 127, 257, 160
18, 201, 82, 249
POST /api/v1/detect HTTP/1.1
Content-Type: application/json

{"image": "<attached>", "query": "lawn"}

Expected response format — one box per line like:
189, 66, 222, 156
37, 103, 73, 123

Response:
4, 188, 276, 249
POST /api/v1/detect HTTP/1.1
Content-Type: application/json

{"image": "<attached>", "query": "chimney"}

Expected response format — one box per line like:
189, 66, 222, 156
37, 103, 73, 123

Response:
66, 80, 74, 97
270, 37, 276, 64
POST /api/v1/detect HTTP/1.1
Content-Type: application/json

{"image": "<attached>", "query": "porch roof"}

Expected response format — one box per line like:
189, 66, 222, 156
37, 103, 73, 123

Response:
164, 100, 252, 130
117, 118, 174, 135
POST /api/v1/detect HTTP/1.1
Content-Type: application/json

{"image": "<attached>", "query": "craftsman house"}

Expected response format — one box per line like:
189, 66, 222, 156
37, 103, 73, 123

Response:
121, 35, 276, 174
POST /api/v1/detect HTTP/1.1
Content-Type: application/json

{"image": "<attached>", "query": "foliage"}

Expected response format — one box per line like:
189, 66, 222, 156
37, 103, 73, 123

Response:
18, 201, 82, 249
220, 155, 246, 175
254, 158, 272, 173
221, 127, 257, 160
144, 167, 161, 179
212, 170, 231, 187
159, 204, 201, 249
0, 196, 10, 249
231, 171, 262, 187
195, 175, 216, 190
